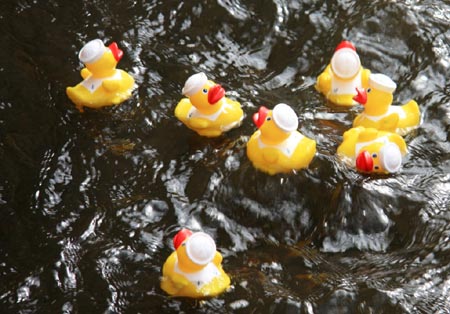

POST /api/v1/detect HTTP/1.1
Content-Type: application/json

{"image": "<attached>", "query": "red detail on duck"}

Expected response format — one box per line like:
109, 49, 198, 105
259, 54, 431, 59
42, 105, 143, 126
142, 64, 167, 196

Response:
356, 150, 373, 172
353, 87, 367, 105
253, 106, 269, 129
335, 40, 356, 52
208, 85, 225, 104
173, 229, 193, 249
108, 42, 123, 62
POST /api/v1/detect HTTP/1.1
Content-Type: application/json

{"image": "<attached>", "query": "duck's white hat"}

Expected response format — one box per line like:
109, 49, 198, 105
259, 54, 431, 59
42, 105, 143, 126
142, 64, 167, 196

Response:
369, 73, 397, 93
185, 232, 216, 265
331, 41, 361, 79
79, 39, 106, 64
379, 142, 402, 173
182, 72, 207, 96
272, 103, 299, 133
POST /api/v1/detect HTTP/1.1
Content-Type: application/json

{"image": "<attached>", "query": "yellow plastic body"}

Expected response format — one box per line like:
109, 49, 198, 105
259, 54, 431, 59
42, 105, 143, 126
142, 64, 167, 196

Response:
160, 245, 231, 298
246, 110, 316, 175
337, 127, 408, 174
174, 80, 243, 137
315, 65, 371, 106
353, 86, 420, 135
66, 49, 134, 111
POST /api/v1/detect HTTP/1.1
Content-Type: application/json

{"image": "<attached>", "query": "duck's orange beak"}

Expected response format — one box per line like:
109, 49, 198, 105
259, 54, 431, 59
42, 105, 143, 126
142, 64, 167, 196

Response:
208, 84, 225, 104
253, 106, 269, 129
356, 150, 373, 172
353, 87, 367, 105
108, 42, 123, 62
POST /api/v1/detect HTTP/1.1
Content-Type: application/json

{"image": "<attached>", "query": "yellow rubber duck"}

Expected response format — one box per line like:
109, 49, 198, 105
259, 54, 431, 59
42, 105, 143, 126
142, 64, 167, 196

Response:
316, 41, 371, 106
161, 229, 231, 298
352, 73, 421, 135
66, 39, 135, 111
337, 126, 408, 174
246, 103, 316, 175
174, 72, 244, 137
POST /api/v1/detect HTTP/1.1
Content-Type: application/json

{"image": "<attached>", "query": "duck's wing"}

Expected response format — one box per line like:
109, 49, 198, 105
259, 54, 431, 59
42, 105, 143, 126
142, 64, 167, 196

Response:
380, 113, 399, 131
315, 65, 332, 93
102, 79, 120, 92
189, 117, 211, 129
80, 68, 91, 80
358, 128, 378, 142
262, 148, 279, 164
161, 271, 190, 295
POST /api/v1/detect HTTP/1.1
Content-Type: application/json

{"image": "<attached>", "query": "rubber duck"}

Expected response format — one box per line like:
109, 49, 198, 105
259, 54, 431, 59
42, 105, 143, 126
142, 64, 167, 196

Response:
246, 103, 316, 175
174, 72, 244, 137
337, 126, 408, 174
352, 73, 421, 135
160, 229, 231, 298
66, 39, 135, 111
315, 41, 371, 106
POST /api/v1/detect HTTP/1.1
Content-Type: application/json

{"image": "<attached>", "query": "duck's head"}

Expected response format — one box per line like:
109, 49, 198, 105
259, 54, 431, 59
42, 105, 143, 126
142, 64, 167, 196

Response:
173, 229, 216, 272
353, 73, 396, 114
330, 41, 361, 80
253, 103, 298, 144
182, 72, 225, 113
78, 39, 123, 77
356, 142, 402, 174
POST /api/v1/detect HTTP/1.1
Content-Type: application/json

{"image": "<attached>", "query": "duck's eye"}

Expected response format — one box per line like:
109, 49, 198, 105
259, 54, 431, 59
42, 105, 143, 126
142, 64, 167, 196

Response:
266, 117, 271, 121
202, 88, 208, 94
367, 88, 372, 93
374, 166, 379, 170
181, 243, 186, 247
372, 153, 377, 158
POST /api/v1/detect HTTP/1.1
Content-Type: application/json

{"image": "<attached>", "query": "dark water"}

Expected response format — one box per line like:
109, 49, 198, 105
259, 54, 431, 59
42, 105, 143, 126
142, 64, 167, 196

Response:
1, 0, 449, 313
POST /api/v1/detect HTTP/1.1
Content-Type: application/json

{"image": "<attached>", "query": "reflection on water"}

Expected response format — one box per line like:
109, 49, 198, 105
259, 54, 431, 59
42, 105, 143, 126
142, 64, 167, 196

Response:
0, 0, 449, 313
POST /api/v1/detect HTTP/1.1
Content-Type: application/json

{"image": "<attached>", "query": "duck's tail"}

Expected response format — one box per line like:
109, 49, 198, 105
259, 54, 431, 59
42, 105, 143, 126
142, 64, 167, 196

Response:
66, 87, 84, 112
402, 99, 420, 125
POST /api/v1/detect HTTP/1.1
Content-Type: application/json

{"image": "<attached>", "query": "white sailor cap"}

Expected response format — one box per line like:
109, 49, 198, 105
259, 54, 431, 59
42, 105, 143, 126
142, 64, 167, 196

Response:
182, 72, 208, 96
185, 232, 216, 266
78, 39, 106, 64
331, 44, 361, 79
369, 73, 397, 93
272, 103, 299, 133
379, 142, 402, 173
